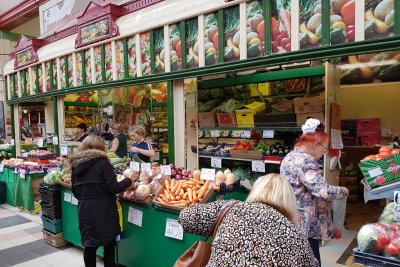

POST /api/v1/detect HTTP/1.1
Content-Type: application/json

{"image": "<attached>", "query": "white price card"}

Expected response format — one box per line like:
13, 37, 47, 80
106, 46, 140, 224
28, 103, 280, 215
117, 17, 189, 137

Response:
14, 168, 18, 174
11, 139, 15, 146
128, 206, 143, 227
141, 163, 152, 174
130, 161, 140, 172
394, 191, 400, 222
20, 169, 26, 179
71, 196, 78, 205
241, 131, 251, 138
200, 168, 215, 181
0, 164, 4, 173
37, 138, 44, 147
160, 165, 172, 175
263, 130, 274, 138
64, 192, 72, 203
211, 157, 222, 168
210, 130, 220, 138
153, 151, 160, 161
52, 136, 58, 145
252, 160, 265, 172
165, 218, 184, 240
60, 145, 68, 156
368, 167, 383, 178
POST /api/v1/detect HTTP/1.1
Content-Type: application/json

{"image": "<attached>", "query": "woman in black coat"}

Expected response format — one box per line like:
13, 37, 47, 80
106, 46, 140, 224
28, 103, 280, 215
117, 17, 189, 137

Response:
69, 135, 133, 267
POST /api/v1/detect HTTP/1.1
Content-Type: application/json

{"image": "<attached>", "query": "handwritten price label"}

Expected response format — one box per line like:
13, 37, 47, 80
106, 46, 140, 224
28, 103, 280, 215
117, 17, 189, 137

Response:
252, 160, 265, 172
71, 196, 78, 205
160, 165, 172, 175
130, 161, 140, 172
128, 207, 143, 227
60, 145, 68, 156
141, 163, 152, 175
200, 168, 215, 181
211, 157, 222, 168
241, 131, 251, 138
165, 218, 183, 240
64, 192, 72, 203
11, 139, 15, 146
37, 138, 44, 147
20, 169, 26, 179
210, 130, 220, 138
52, 136, 59, 145
263, 130, 274, 138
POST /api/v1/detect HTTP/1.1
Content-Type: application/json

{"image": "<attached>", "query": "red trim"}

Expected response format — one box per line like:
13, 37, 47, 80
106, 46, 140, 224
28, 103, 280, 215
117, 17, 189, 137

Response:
0, 0, 47, 30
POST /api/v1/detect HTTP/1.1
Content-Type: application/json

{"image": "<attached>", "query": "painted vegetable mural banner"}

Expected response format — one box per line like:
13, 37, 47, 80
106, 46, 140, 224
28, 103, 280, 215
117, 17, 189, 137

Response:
151, 82, 168, 103
38, 65, 44, 93
31, 67, 37, 93
9, 74, 15, 98
19, 71, 24, 96
365, 0, 394, 40
94, 46, 102, 83
44, 61, 51, 92
272, 0, 292, 53
104, 43, 113, 81
25, 69, 31, 95
329, 0, 355, 44
170, 24, 181, 71
247, 0, 265, 57
140, 32, 151, 76
67, 54, 73, 88
127, 36, 137, 77
60, 57, 67, 89
116, 40, 125, 80
299, 0, 321, 49
186, 18, 199, 68
85, 49, 92, 84
224, 6, 240, 62
76, 52, 83, 86
154, 28, 165, 73
204, 13, 218, 65
52, 59, 58, 89
16, 49, 32, 67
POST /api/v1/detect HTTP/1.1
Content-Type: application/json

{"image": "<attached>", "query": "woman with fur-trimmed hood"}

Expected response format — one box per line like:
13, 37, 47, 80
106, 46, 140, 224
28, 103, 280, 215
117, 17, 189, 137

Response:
69, 135, 133, 267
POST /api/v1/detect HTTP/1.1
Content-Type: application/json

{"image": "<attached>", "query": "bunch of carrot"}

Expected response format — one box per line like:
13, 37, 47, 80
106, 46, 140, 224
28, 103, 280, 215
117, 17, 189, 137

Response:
155, 178, 211, 207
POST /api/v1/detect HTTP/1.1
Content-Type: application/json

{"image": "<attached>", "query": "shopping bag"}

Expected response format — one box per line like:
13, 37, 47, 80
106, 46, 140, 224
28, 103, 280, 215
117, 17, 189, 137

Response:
332, 198, 347, 239
116, 199, 123, 232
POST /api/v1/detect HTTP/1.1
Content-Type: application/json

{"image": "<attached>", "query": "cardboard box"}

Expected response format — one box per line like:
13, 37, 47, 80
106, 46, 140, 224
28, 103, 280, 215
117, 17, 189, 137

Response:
271, 99, 293, 114
235, 102, 266, 127
217, 112, 237, 127
359, 153, 400, 189
357, 132, 380, 146
296, 112, 324, 124
250, 82, 271, 97
254, 112, 296, 127
293, 96, 324, 114
198, 112, 218, 127
357, 118, 380, 133
230, 150, 263, 160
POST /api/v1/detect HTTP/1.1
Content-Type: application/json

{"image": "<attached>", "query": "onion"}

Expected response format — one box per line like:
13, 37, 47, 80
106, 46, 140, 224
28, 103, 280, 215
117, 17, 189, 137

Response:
169, 164, 175, 169
171, 170, 177, 177
215, 171, 226, 186
135, 184, 150, 201
182, 170, 190, 176
226, 173, 236, 185
223, 168, 231, 177
175, 174, 182, 180
188, 173, 193, 178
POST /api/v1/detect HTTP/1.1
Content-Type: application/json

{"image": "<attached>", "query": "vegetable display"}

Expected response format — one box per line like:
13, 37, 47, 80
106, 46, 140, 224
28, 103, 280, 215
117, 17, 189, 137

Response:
246, 0, 264, 57
224, 6, 240, 62
154, 28, 165, 73
204, 12, 219, 65
127, 36, 137, 78
140, 32, 151, 76
299, 0, 321, 49
330, 0, 355, 44
104, 43, 113, 81
272, 0, 292, 53
170, 24, 181, 71
186, 18, 199, 68
365, 0, 394, 40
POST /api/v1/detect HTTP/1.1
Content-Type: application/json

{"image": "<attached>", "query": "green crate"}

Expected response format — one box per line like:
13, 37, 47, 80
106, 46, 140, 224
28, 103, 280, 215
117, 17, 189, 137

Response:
41, 216, 63, 234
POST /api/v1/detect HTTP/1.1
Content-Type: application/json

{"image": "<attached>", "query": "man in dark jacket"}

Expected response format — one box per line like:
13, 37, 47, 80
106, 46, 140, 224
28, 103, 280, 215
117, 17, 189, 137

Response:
76, 123, 89, 142
69, 135, 133, 267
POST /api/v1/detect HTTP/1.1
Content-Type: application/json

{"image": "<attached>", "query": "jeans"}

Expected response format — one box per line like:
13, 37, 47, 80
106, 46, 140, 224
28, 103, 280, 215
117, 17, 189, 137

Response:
83, 240, 116, 267
308, 238, 321, 267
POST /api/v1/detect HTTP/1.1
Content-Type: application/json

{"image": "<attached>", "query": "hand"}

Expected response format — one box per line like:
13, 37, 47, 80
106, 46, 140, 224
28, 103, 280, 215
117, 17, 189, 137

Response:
131, 147, 139, 153
342, 187, 349, 197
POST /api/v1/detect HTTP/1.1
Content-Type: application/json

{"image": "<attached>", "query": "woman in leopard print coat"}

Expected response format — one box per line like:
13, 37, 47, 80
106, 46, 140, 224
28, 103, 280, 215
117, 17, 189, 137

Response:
178, 174, 317, 266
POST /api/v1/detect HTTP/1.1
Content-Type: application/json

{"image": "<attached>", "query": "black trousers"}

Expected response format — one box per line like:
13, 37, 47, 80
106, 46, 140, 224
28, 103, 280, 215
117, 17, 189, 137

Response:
308, 238, 321, 267
84, 240, 116, 267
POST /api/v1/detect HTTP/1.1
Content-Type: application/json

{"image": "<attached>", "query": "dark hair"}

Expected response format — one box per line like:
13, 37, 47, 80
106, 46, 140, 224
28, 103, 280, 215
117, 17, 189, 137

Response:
77, 123, 87, 132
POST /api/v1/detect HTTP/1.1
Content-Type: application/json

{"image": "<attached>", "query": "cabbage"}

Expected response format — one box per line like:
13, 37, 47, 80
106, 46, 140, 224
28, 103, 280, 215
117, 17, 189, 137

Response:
379, 202, 395, 225
43, 169, 62, 185
357, 224, 378, 252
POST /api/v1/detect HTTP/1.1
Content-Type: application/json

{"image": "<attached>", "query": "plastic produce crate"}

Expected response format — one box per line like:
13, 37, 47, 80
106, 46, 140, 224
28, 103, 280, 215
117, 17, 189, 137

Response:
353, 248, 400, 267
40, 202, 62, 219
39, 187, 61, 205
41, 216, 63, 234
42, 229, 68, 247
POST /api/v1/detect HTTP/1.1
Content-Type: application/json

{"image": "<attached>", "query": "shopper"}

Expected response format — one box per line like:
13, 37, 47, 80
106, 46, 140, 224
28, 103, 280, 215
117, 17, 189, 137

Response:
128, 125, 155, 163
76, 123, 89, 142
280, 118, 349, 266
69, 135, 133, 267
108, 123, 128, 158
178, 174, 318, 266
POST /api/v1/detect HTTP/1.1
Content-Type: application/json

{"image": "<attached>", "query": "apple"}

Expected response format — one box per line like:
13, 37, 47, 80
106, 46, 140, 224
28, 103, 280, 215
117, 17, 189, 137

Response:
334, 229, 342, 239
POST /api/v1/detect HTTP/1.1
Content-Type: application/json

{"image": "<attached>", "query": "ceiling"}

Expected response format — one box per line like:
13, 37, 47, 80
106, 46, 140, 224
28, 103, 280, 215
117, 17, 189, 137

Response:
0, 0, 26, 15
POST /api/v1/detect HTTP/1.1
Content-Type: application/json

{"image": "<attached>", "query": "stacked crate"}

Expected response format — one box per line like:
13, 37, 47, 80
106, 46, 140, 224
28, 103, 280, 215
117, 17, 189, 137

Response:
39, 183, 68, 247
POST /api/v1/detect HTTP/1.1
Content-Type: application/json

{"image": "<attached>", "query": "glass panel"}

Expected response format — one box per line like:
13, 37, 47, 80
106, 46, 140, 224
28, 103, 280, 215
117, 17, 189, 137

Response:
154, 28, 165, 73
104, 43, 113, 81
115, 40, 125, 80
38, 65, 44, 93
25, 70, 31, 96
19, 71, 24, 96
94, 46, 102, 83
127, 36, 137, 78
247, 0, 265, 57
140, 32, 151, 76
76, 52, 83, 86
299, 0, 321, 49
272, 0, 292, 53
60, 57, 67, 89
31, 67, 37, 93
52, 59, 58, 89
67, 54, 73, 88
85, 49, 92, 84
185, 18, 199, 68
169, 24, 182, 71
365, 0, 394, 40
204, 12, 219, 65
224, 5, 240, 62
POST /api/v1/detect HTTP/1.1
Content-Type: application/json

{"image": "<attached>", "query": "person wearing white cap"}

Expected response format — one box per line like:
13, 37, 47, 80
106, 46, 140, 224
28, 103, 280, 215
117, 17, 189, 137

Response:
280, 118, 349, 266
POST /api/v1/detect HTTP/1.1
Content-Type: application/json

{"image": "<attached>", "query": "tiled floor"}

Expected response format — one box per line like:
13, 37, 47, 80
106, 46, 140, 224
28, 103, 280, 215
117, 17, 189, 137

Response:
0, 201, 375, 267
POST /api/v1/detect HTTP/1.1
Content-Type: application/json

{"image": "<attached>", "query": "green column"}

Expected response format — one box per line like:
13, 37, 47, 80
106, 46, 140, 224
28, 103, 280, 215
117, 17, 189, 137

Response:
167, 80, 174, 163
53, 97, 59, 154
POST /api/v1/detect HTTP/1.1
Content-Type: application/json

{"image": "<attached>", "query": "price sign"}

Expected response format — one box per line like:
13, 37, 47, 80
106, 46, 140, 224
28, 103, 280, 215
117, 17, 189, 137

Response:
241, 131, 251, 138
52, 136, 58, 145
128, 206, 143, 227
211, 157, 222, 168
141, 163, 152, 174
395, 191, 400, 222
37, 138, 44, 147
160, 165, 172, 175
130, 161, 140, 172
0, 164, 4, 173
165, 218, 184, 240
19, 169, 26, 179
263, 130, 274, 138
210, 130, 220, 138
60, 145, 68, 156
14, 168, 18, 174
71, 196, 78, 205
153, 151, 160, 161
11, 139, 15, 146
64, 192, 72, 203
252, 160, 265, 172
200, 168, 215, 181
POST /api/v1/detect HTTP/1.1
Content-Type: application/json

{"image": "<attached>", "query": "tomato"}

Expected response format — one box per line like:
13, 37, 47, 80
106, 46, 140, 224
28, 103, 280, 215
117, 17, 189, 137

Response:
391, 223, 400, 232
374, 176, 385, 185
392, 149, 400, 155
379, 151, 391, 158
377, 234, 391, 246
271, 17, 279, 37
379, 146, 392, 154
334, 229, 342, 239
374, 239, 386, 251
385, 243, 400, 256
237, 145, 245, 150
272, 41, 279, 53
284, 42, 291, 52
275, 35, 283, 45
346, 29, 355, 42
363, 155, 376, 161
257, 20, 265, 41
245, 146, 251, 150
236, 141, 241, 146
212, 32, 218, 51
281, 37, 290, 48
279, 30, 288, 39
176, 41, 182, 58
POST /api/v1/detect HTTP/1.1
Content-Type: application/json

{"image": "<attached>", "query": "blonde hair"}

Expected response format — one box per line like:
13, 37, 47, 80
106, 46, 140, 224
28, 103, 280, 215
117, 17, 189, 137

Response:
129, 125, 147, 138
246, 173, 298, 226
78, 135, 105, 152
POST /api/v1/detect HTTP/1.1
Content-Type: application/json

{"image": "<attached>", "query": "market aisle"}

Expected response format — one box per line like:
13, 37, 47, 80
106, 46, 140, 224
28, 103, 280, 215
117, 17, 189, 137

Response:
0, 204, 104, 267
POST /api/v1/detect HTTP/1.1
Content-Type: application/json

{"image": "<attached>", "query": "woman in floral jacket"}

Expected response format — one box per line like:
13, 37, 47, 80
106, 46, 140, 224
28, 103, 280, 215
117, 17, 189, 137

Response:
280, 118, 349, 266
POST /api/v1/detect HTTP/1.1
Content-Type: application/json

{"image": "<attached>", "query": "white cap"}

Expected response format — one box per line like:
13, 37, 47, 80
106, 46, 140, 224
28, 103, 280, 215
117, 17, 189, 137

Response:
302, 118, 321, 134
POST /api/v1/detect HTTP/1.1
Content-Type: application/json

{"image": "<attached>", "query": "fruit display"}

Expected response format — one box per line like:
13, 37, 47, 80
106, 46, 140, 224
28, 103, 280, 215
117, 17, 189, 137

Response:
21, 150, 57, 159
198, 143, 233, 157
361, 146, 399, 162
204, 12, 219, 66
224, 6, 240, 62
356, 202, 400, 262
1, 158, 24, 168
365, 0, 394, 40
271, 0, 292, 53
246, 1, 264, 57
169, 24, 181, 71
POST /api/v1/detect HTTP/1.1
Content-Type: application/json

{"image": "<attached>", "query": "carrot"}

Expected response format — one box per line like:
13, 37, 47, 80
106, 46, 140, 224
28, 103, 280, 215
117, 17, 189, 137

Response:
171, 179, 176, 188
165, 179, 170, 191
213, 186, 220, 191
183, 192, 188, 200
171, 182, 179, 195
198, 180, 210, 199
187, 188, 193, 202
164, 190, 171, 200
179, 188, 184, 198
193, 190, 197, 201
279, 9, 291, 37
192, 179, 204, 185
161, 196, 170, 203
175, 183, 182, 196
176, 196, 181, 201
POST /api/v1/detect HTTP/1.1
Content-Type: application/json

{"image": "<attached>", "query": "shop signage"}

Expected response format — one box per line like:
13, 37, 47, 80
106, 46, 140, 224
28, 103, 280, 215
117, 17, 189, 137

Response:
11, 139, 15, 146
165, 218, 183, 240
75, 2, 121, 48
128, 206, 143, 227
210, 130, 220, 138
13, 36, 43, 69
241, 131, 251, 138
395, 191, 400, 222
19, 169, 26, 179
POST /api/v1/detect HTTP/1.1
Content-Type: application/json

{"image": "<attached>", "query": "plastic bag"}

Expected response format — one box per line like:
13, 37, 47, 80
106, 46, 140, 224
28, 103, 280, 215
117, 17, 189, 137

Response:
332, 199, 347, 239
